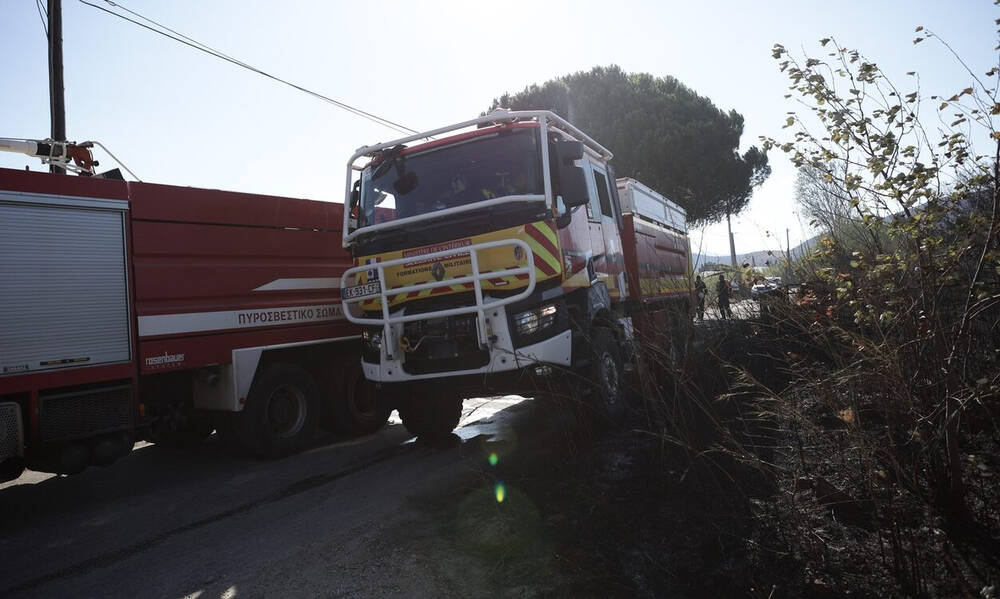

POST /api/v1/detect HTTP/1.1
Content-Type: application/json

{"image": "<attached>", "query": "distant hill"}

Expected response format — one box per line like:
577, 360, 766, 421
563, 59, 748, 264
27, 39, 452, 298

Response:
693, 235, 819, 270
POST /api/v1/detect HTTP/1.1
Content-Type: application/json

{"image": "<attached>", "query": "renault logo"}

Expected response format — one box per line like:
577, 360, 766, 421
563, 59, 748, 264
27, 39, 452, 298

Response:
431, 262, 446, 281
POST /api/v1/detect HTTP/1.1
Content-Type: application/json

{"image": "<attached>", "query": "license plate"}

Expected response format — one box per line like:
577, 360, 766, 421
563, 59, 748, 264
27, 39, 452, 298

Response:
341, 280, 381, 300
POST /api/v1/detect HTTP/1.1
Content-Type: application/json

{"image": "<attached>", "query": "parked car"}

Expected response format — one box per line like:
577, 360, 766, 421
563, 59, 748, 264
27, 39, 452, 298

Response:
751, 282, 777, 297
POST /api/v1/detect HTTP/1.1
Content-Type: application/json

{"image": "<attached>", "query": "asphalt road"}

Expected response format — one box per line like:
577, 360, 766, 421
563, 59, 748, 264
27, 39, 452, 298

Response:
0, 396, 554, 599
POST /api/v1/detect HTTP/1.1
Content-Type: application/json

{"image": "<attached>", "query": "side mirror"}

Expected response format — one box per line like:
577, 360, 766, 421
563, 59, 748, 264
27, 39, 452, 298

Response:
558, 164, 589, 208
553, 140, 584, 163
551, 140, 589, 208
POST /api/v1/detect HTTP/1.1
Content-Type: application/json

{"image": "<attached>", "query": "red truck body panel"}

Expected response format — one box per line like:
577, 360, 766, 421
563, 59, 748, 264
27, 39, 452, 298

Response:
620, 213, 694, 341
621, 213, 692, 304
127, 181, 354, 376
0, 167, 355, 446
0, 166, 130, 201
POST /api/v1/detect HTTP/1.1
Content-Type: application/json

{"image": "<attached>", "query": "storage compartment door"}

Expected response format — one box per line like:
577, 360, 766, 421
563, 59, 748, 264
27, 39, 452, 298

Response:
0, 195, 130, 374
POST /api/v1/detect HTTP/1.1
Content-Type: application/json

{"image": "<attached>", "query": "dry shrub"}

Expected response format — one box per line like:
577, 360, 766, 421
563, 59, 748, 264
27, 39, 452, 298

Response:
632, 25, 1000, 594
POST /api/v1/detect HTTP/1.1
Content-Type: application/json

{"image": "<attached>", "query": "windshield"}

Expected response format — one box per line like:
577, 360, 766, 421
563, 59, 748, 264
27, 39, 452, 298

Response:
357, 127, 543, 230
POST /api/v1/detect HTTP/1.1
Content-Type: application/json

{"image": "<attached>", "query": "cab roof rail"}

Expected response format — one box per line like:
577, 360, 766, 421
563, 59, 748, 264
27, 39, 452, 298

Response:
350, 109, 613, 163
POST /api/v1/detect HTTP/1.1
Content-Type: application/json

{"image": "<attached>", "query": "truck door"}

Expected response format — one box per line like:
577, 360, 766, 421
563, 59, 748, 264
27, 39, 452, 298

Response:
585, 161, 625, 299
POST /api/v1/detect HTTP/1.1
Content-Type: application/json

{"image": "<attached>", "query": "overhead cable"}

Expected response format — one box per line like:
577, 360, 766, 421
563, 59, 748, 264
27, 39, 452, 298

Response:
78, 0, 421, 137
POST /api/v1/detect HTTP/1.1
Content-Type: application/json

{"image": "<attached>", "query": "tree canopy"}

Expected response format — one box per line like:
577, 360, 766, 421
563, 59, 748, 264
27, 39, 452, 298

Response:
487, 65, 770, 224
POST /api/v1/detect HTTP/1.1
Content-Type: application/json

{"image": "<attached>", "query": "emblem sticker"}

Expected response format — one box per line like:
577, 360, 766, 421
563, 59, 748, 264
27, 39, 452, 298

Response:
431, 262, 446, 282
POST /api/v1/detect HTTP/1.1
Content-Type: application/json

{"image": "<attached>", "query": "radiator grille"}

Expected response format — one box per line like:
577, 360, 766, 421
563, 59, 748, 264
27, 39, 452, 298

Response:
0, 402, 24, 460
39, 385, 133, 442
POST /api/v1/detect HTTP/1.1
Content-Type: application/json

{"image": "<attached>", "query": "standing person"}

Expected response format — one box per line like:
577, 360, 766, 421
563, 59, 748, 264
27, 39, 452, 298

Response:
716, 273, 732, 319
695, 275, 707, 321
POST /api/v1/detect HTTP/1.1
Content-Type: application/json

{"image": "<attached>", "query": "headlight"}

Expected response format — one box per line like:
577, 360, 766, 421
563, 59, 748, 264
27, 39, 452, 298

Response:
362, 328, 382, 353
513, 304, 558, 337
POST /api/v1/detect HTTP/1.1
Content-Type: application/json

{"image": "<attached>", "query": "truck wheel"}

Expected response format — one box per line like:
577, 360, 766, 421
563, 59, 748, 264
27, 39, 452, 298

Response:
0, 458, 25, 483
331, 371, 392, 435
666, 307, 691, 366
238, 363, 319, 458
149, 408, 214, 449
396, 390, 463, 441
589, 328, 625, 420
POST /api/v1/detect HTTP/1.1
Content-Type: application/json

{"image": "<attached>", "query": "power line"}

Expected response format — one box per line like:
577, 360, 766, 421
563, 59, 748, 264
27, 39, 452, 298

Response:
78, 0, 421, 137
81, 0, 417, 136
36, 0, 48, 36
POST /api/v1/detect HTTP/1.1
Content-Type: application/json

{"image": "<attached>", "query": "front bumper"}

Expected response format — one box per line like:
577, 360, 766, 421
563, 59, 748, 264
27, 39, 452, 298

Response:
361, 303, 572, 383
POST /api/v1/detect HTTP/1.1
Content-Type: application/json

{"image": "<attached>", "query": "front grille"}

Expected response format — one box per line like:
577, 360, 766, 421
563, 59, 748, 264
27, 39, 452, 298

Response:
404, 313, 478, 339
0, 403, 23, 460
39, 384, 133, 442
401, 314, 490, 374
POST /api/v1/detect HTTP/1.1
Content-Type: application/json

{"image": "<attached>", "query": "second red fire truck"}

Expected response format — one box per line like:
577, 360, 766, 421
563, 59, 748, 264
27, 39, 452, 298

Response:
0, 142, 385, 482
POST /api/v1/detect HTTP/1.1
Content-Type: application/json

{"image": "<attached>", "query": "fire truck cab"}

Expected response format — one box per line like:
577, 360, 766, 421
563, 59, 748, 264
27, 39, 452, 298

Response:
340, 110, 635, 438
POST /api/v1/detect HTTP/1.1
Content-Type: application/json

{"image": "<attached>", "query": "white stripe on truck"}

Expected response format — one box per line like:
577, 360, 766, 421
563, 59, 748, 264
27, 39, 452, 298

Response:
252, 277, 342, 292
138, 304, 344, 337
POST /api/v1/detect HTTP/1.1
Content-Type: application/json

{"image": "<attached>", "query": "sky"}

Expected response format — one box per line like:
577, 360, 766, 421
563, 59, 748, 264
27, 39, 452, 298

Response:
1, 0, 996, 258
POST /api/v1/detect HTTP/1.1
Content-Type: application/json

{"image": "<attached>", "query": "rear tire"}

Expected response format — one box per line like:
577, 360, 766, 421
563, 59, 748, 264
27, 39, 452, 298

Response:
396, 389, 463, 441
669, 305, 692, 360
148, 403, 214, 449
236, 363, 319, 458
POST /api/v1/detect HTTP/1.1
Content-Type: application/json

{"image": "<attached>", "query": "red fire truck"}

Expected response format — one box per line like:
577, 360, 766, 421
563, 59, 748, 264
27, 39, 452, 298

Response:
338, 110, 692, 439
0, 142, 383, 482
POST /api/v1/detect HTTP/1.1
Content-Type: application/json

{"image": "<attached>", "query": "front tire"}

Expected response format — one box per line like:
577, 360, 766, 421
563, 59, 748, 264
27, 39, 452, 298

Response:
396, 389, 463, 441
0, 458, 25, 483
237, 363, 319, 458
589, 328, 625, 420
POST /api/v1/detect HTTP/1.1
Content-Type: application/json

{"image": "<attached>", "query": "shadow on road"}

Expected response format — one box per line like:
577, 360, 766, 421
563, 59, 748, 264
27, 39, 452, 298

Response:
0, 425, 406, 528
0, 397, 538, 598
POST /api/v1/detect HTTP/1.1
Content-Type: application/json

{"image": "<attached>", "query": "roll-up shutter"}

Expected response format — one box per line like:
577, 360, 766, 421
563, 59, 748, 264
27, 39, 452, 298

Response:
0, 192, 130, 375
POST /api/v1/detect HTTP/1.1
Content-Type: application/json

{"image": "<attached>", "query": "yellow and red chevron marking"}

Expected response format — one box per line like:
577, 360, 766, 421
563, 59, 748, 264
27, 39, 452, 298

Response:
355, 220, 563, 311
523, 221, 561, 277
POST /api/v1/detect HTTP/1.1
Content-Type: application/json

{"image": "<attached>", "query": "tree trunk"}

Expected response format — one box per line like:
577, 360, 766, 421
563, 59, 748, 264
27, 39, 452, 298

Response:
727, 212, 738, 268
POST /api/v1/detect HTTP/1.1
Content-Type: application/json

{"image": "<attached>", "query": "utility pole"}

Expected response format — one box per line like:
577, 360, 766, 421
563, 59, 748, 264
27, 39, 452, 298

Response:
48, 0, 66, 174
785, 227, 792, 283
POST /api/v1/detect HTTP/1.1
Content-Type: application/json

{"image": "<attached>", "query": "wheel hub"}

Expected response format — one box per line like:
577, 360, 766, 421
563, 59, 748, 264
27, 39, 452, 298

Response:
267, 385, 307, 438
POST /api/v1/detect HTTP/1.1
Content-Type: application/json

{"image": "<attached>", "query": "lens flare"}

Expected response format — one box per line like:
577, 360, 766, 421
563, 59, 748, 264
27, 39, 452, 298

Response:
488, 452, 499, 467
494, 482, 506, 503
